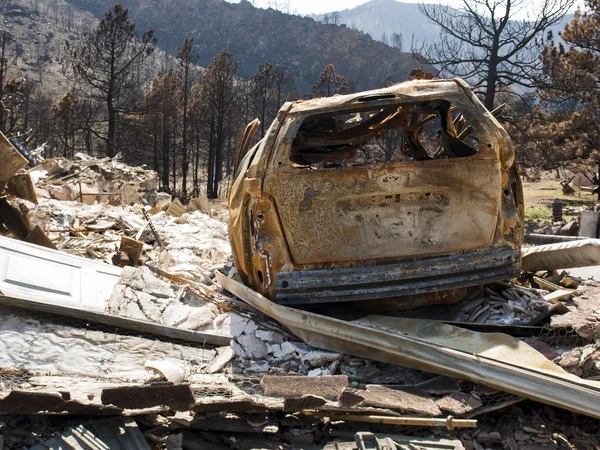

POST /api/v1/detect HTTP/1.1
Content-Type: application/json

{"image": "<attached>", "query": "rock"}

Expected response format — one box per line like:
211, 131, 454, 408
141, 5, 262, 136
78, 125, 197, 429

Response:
231, 341, 248, 359
177, 304, 218, 330
522, 426, 544, 434
523, 339, 560, 360
120, 266, 175, 298
461, 440, 474, 450
472, 440, 484, 450
261, 375, 348, 398
237, 334, 268, 360
514, 430, 531, 441
362, 385, 441, 416
436, 392, 482, 415
338, 389, 365, 407
574, 323, 599, 339
302, 350, 342, 367
255, 330, 274, 341
283, 394, 327, 412
558, 349, 581, 368
245, 361, 269, 374
505, 437, 518, 450
205, 347, 234, 374
230, 315, 258, 337
166, 433, 183, 450
280, 341, 298, 358
559, 220, 579, 236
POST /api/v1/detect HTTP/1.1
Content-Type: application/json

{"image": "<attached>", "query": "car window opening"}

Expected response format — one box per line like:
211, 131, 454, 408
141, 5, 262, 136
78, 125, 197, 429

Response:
290, 100, 480, 168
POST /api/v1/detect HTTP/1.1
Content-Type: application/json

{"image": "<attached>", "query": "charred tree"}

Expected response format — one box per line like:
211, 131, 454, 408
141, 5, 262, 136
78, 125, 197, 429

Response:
415, 0, 573, 110
202, 50, 239, 199
65, 3, 156, 157
312, 64, 350, 97
176, 36, 199, 199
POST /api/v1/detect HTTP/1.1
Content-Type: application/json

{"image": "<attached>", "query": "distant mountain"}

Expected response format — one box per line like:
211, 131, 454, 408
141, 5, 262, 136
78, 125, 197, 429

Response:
62, 0, 432, 93
312, 0, 437, 50
312, 0, 573, 49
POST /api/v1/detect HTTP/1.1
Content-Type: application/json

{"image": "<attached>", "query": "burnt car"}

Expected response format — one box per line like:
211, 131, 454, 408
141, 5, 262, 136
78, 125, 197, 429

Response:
229, 78, 523, 306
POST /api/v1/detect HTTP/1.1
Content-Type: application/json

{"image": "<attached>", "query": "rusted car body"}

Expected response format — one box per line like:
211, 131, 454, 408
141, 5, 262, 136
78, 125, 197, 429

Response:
229, 78, 523, 306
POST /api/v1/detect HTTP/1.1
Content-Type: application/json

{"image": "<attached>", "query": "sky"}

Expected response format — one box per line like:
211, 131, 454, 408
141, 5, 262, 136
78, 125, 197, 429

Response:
238, 0, 584, 17
244, 0, 385, 15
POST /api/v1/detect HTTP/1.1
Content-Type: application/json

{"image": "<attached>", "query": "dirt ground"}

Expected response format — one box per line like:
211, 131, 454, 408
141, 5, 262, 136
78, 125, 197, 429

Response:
523, 179, 596, 224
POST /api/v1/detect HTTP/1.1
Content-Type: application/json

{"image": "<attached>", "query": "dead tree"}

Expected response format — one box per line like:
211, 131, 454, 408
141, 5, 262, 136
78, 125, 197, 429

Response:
415, 0, 573, 110
202, 50, 239, 199
65, 3, 157, 157
176, 36, 199, 199
312, 64, 350, 97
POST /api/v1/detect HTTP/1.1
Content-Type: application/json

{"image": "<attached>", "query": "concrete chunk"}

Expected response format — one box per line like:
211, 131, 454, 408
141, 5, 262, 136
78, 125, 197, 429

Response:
261, 375, 348, 398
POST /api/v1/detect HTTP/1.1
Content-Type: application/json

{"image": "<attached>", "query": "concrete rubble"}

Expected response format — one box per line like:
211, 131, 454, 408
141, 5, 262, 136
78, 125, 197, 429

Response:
31, 152, 160, 206
0, 153, 599, 448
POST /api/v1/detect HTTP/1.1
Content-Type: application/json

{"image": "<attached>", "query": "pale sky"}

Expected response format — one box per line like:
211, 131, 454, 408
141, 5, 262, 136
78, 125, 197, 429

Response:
235, 0, 584, 17
243, 0, 405, 15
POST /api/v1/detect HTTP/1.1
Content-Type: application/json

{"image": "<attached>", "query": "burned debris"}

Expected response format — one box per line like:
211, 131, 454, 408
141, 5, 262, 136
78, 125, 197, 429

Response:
229, 79, 523, 306
0, 80, 599, 449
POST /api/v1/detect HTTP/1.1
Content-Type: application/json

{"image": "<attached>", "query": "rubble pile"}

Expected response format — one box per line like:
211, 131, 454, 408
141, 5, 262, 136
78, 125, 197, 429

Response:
534, 218, 580, 237
26, 198, 230, 277
0, 153, 600, 448
442, 284, 551, 325
31, 153, 160, 206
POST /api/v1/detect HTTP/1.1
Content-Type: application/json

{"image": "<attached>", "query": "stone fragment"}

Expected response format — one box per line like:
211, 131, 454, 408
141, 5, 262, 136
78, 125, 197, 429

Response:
237, 334, 268, 360
261, 375, 348, 398
514, 430, 531, 441
506, 437, 518, 450
255, 330, 274, 341
523, 339, 559, 361
205, 347, 234, 374
362, 385, 441, 416
436, 392, 482, 415
338, 389, 364, 407
230, 315, 258, 337
120, 266, 174, 298
283, 394, 327, 412
245, 361, 269, 374
302, 350, 342, 367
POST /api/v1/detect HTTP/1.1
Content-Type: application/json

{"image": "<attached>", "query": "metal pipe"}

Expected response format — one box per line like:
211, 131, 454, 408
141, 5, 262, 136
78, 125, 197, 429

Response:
302, 411, 477, 429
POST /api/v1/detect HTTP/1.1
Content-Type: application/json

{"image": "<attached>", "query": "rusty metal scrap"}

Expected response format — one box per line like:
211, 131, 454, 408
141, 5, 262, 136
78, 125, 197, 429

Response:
216, 272, 600, 419
229, 78, 524, 306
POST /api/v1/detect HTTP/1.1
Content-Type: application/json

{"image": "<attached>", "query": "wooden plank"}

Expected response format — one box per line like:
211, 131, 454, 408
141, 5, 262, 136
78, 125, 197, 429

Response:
0, 197, 32, 239
101, 384, 195, 411
261, 375, 348, 398
25, 225, 57, 250
6, 173, 38, 203
0, 294, 232, 346
166, 198, 186, 217
0, 132, 28, 188
543, 289, 575, 304
533, 276, 563, 292
119, 236, 144, 267
188, 197, 212, 216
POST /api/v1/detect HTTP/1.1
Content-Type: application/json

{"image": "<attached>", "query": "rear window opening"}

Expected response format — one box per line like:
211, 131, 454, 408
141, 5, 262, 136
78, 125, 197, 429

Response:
290, 100, 481, 167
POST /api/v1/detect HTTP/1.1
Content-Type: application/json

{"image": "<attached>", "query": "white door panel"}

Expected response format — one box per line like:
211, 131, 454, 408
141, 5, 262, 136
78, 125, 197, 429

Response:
0, 236, 121, 311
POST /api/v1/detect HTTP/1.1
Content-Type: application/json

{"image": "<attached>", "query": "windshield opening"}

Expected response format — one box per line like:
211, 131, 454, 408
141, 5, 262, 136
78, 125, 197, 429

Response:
290, 100, 480, 168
